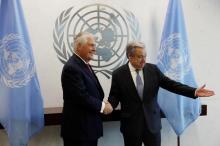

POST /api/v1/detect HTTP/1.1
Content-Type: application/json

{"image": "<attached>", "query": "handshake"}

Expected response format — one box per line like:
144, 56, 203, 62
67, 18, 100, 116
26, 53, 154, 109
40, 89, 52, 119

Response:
103, 100, 113, 115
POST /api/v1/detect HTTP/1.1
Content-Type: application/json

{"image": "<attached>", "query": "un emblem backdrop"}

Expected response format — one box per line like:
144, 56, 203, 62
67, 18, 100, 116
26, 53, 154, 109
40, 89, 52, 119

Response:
21, 0, 169, 107
53, 3, 142, 79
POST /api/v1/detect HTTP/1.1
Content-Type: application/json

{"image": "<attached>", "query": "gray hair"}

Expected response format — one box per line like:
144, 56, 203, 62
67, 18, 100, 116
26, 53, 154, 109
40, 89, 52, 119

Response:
126, 41, 145, 58
73, 32, 94, 51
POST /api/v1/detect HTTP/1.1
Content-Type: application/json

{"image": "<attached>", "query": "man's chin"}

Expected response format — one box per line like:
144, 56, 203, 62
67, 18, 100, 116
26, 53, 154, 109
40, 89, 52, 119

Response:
88, 56, 94, 61
139, 65, 145, 69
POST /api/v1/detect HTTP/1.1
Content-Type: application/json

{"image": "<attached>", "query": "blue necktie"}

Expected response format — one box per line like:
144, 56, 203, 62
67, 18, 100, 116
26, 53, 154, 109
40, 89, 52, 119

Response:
136, 70, 144, 100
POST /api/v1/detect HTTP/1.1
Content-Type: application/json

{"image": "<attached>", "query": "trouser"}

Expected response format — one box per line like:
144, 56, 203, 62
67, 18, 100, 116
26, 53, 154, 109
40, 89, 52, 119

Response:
63, 139, 98, 146
123, 130, 161, 146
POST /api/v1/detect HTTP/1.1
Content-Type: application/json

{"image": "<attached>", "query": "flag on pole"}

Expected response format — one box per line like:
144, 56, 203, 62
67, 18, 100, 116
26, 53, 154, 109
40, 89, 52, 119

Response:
0, 0, 44, 145
157, 0, 201, 136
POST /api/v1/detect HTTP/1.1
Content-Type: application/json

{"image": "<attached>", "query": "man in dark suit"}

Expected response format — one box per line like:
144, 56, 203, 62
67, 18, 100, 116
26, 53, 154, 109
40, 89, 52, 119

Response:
108, 41, 215, 146
61, 32, 113, 146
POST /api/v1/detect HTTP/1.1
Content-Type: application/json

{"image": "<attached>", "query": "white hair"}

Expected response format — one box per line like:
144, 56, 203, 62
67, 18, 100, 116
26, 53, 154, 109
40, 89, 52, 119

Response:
73, 32, 94, 51
126, 41, 145, 58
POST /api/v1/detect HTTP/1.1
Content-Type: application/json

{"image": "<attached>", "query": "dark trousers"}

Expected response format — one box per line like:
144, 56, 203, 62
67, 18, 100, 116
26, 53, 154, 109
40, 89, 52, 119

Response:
123, 130, 161, 146
122, 112, 161, 146
63, 139, 98, 146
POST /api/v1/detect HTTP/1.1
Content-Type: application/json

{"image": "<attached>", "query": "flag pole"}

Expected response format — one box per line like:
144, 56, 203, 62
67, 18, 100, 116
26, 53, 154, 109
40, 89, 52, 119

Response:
177, 136, 180, 146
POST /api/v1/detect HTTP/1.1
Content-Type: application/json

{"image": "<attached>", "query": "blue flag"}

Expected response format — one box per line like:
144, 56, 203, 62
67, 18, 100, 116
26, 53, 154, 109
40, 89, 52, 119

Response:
157, 0, 201, 136
0, 0, 44, 145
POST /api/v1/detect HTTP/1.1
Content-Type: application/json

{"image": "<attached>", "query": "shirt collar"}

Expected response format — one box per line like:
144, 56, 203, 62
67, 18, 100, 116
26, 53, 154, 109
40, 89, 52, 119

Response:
128, 62, 144, 73
74, 52, 88, 64
128, 62, 137, 72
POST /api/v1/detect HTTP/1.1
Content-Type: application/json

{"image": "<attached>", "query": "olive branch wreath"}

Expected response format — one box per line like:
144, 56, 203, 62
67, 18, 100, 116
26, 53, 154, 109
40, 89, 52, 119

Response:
53, 7, 73, 64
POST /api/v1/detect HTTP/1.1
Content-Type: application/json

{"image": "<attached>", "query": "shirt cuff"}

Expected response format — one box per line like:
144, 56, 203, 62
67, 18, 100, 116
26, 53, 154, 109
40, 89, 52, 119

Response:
100, 101, 105, 113
194, 88, 198, 97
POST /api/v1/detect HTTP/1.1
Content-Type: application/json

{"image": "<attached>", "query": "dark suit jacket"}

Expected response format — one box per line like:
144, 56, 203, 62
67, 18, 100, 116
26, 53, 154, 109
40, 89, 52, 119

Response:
61, 54, 104, 140
108, 63, 197, 135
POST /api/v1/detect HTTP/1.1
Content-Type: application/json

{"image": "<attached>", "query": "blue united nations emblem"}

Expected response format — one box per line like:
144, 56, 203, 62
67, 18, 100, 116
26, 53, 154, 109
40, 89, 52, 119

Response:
0, 34, 35, 88
157, 33, 191, 81
53, 3, 141, 78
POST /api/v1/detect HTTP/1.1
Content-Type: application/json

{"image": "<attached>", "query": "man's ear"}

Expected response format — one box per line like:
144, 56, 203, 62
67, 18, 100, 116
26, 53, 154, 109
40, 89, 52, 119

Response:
76, 44, 82, 51
128, 55, 133, 60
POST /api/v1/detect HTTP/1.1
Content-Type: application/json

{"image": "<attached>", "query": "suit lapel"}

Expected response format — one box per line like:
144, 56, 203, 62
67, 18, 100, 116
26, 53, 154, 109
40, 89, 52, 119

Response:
73, 55, 104, 96
89, 66, 104, 96
142, 64, 150, 100
123, 64, 142, 101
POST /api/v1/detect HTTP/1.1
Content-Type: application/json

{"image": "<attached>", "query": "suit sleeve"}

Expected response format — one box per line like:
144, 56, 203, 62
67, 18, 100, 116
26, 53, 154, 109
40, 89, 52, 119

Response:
108, 72, 120, 108
61, 65, 102, 112
155, 65, 197, 99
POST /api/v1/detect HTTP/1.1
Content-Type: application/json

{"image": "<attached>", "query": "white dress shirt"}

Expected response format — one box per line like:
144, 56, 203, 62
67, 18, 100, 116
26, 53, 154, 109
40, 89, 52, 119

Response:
128, 62, 144, 87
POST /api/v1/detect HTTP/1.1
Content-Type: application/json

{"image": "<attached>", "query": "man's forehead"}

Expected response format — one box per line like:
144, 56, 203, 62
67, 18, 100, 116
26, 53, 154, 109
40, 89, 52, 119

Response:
135, 47, 146, 53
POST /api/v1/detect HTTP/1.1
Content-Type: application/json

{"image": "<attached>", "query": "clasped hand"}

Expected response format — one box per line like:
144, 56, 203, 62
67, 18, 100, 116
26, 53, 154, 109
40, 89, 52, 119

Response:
103, 101, 113, 115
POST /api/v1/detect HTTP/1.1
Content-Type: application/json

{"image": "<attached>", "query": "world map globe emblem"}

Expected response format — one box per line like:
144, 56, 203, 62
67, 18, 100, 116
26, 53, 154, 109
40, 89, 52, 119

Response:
0, 34, 35, 88
53, 3, 141, 78
157, 33, 190, 81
